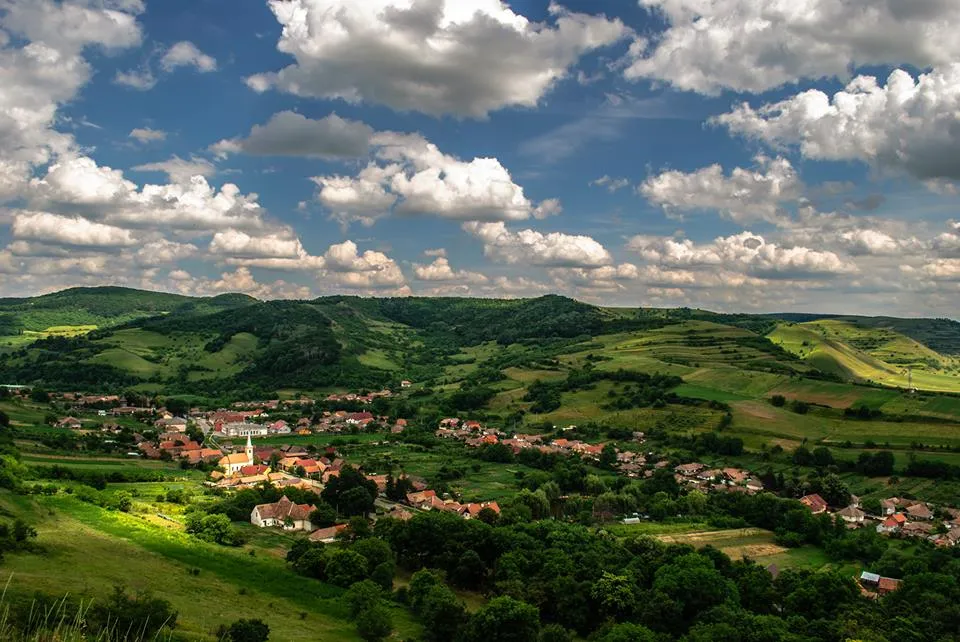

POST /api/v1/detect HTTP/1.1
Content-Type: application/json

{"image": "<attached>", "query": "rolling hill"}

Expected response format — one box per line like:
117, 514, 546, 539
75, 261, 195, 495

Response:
0, 287, 957, 403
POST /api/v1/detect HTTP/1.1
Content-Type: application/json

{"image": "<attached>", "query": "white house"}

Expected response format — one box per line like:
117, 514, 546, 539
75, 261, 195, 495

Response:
221, 422, 269, 438
250, 496, 316, 531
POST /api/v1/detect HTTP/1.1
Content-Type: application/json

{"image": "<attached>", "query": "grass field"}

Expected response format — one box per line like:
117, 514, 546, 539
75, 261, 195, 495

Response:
0, 491, 420, 641
769, 322, 960, 393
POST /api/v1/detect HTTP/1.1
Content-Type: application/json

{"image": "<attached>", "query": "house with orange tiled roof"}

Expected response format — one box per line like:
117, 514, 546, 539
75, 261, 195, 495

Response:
250, 496, 316, 531
800, 493, 828, 514
877, 512, 907, 534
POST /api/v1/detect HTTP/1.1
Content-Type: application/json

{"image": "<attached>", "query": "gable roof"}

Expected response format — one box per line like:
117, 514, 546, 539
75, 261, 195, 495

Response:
253, 495, 316, 522
800, 494, 828, 512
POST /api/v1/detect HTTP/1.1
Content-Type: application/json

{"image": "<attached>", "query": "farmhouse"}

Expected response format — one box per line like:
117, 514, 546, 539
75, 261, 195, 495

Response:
800, 494, 828, 514
250, 496, 317, 531
56, 416, 82, 429
675, 462, 705, 476
836, 505, 866, 525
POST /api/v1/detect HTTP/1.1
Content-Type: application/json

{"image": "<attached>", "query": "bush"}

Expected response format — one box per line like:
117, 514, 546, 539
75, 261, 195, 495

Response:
770, 395, 786, 407
224, 618, 270, 642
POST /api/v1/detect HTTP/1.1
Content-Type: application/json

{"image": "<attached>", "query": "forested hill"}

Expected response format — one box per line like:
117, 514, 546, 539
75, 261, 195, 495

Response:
0, 286, 258, 333
0, 287, 957, 397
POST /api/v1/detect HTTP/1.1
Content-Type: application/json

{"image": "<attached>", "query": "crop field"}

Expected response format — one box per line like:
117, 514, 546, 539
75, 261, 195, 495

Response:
0, 492, 420, 641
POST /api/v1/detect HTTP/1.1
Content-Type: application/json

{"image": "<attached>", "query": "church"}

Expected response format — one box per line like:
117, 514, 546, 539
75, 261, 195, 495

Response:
218, 435, 254, 475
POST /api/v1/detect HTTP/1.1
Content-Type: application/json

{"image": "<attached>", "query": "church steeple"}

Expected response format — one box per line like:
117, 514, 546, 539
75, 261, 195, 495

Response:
245, 434, 254, 464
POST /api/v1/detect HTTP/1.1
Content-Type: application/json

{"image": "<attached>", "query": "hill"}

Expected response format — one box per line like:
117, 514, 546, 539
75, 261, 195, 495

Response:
0, 287, 957, 402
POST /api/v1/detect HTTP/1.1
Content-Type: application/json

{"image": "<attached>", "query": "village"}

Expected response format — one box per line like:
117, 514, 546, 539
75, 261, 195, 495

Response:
41, 388, 960, 555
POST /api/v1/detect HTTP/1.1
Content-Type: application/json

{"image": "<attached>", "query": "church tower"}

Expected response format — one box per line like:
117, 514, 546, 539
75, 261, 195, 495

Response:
245, 435, 254, 465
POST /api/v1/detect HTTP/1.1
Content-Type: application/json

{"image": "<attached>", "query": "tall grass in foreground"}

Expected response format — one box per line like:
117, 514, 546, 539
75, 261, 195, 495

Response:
0, 576, 177, 642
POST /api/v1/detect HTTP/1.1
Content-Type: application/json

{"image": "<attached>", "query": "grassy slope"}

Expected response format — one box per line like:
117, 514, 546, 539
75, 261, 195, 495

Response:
769, 321, 960, 392
0, 491, 419, 641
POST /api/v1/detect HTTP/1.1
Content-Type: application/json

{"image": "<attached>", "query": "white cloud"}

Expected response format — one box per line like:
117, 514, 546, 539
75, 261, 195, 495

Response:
628, 232, 857, 279
114, 68, 155, 90
590, 176, 630, 192
210, 111, 373, 159
464, 221, 612, 268
129, 127, 166, 143
160, 41, 217, 73
11, 211, 137, 248
640, 156, 801, 224
209, 230, 304, 260
184, 267, 312, 300
132, 156, 216, 184
135, 239, 197, 266
1, 0, 143, 55
321, 241, 406, 289
919, 259, 960, 282
423, 248, 446, 258
413, 257, 487, 284
551, 263, 639, 292
715, 66, 960, 180
248, 0, 628, 118
626, 0, 960, 95
313, 132, 550, 226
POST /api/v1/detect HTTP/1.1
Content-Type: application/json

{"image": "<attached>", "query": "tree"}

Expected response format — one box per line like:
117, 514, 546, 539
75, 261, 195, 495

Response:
325, 549, 369, 587
355, 604, 392, 642
226, 618, 270, 642
309, 502, 337, 528
344, 580, 384, 620
352, 537, 394, 570
0, 410, 8, 427
812, 447, 834, 467
591, 572, 635, 621
652, 554, 737, 629
599, 444, 618, 470
349, 516, 372, 539
596, 623, 656, 642
340, 487, 374, 517
185, 513, 244, 546
164, 397, 190, 416
818, 473, 850, 508
418, 584, 467, 642
769, 395, 786, 407
114, 490, 133, 513
463, 596, 540, 642
538, 624, 573, 642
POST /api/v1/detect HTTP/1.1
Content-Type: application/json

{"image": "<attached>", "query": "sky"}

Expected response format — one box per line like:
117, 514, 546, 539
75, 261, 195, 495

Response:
1, 0, 959, 317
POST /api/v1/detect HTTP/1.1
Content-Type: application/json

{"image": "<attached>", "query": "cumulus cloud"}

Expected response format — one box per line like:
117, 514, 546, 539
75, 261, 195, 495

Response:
247, 0, 628, 117
160, 41, 217, 73
313, 132, 551, 226
628, 232, 857, 279
129, 127, 166, 143
210, 111, 373, 160
715, 66, 960, 180
919, 259, 960, 282
320, 241, 407, 289
626, 0, 960, 94
11, 211, 137, 248
640, 156, 801, 224
209, 230, 304, 260
413, 257, 487, 284
464, 221, 612, 268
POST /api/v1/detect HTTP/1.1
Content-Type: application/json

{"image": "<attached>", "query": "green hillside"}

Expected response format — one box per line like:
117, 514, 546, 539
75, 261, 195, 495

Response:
769, 320, 960, 391
0, 287, 958, 403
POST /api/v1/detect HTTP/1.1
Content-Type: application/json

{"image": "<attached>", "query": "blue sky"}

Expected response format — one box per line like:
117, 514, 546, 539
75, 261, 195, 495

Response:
1, 0, 959, 317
